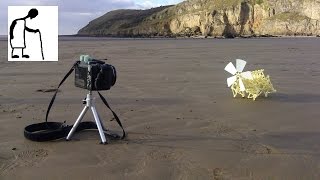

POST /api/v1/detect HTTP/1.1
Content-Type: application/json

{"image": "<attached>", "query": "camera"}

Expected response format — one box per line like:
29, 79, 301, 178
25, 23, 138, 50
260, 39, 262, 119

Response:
75, 55, 117, 91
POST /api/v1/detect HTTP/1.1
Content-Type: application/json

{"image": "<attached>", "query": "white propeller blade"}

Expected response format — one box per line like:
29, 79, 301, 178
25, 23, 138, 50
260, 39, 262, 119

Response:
239, 78, 245, 91
224, 62, 237, 75
225, 59, 251, 90
236, 59, 247, 72
227, 76, 237, 87
241, 71, 253, 80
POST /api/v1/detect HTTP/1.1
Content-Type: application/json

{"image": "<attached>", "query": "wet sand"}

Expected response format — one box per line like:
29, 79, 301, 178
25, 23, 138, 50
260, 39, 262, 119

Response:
0, 38, 320, 179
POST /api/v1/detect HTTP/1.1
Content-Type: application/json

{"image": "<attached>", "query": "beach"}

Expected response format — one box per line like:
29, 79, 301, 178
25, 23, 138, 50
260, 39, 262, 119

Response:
1, 37, 320, 179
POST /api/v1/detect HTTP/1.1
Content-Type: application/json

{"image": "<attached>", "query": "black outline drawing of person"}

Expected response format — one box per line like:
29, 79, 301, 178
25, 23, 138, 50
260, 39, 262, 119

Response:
9, 8, 40, 59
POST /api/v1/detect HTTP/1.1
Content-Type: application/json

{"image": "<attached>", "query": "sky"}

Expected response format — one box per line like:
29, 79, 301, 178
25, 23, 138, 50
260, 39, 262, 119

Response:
0, 0, 184, 35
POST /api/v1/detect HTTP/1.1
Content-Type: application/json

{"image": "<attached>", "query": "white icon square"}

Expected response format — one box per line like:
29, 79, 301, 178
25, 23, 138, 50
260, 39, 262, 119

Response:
8, 6, 58, 61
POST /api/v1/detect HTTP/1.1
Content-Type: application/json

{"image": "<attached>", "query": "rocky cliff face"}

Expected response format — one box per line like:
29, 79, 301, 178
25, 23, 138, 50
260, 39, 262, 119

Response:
78, 0, 320, 37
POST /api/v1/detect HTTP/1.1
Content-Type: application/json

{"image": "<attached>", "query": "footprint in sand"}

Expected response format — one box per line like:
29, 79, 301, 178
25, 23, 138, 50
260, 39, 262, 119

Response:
17, 149, 48, 166
1, 149, 48, 173
36, 89, 60, 93
236, 142, 278, 155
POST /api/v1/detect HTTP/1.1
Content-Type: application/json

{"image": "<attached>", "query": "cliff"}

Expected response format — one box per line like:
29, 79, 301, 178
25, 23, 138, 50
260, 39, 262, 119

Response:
78, 0, 320, 37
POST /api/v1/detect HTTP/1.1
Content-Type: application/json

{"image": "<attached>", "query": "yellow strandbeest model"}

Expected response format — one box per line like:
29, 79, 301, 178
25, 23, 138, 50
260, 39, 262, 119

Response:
224, 59, 276, 101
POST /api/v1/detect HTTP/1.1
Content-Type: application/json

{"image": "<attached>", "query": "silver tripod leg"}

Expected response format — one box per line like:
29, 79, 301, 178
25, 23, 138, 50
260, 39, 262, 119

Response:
97, 113, 107, 131
91, 106, 107, 144
66, 106, 89, 140
66, 92, 109, 144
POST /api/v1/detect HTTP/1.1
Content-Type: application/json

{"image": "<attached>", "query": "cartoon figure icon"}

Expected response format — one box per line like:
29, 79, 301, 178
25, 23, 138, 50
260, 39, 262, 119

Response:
9, 8, 44, 60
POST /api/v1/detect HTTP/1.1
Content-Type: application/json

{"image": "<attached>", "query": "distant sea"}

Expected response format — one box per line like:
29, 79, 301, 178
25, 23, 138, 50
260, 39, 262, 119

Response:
0, 35, 7, 41
58, 35, 177, 41
0, 35, 176, 41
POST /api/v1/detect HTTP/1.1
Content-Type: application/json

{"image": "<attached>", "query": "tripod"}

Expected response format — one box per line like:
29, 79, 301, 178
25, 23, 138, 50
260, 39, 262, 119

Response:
66, 91, 108, 144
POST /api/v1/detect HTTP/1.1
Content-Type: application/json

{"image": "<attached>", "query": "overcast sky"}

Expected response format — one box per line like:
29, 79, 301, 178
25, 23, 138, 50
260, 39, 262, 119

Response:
0, 0, 183, 35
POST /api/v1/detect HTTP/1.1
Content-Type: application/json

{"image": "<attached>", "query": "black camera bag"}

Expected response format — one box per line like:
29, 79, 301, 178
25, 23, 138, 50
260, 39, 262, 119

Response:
75, 60, 117, 91
95, 64, 117, 90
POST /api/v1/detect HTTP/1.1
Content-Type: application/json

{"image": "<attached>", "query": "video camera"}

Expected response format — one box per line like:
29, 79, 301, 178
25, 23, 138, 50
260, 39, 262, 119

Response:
75, 55, 117, 91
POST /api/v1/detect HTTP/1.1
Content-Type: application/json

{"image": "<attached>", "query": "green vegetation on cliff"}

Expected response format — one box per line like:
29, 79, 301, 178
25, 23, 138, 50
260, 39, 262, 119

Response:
78, 6, 172, 36
268, 12, 311, 22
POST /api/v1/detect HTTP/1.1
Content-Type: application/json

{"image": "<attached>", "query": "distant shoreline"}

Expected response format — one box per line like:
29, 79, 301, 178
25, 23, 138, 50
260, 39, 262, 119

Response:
59, 34, 320, 39
0, 34, 319, 41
